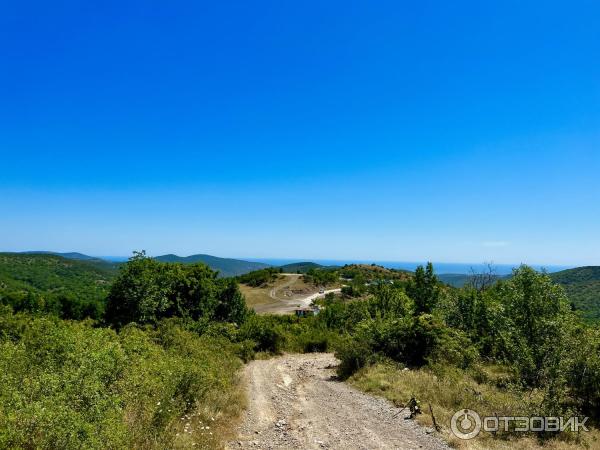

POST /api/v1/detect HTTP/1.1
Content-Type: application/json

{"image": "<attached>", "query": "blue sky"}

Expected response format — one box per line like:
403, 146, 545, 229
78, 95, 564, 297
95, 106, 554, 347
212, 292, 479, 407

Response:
1, 1, 599, 265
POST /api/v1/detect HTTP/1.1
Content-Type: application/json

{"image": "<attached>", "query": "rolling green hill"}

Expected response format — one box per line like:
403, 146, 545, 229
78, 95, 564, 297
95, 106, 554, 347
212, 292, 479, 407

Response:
0, 253, 117, 292
550, 266, 600, 321
0, 253, 118, 319
19, 251, 121, 271
20, 251, 104, 262
154, 254, 271, 277
279, 262, 326, 273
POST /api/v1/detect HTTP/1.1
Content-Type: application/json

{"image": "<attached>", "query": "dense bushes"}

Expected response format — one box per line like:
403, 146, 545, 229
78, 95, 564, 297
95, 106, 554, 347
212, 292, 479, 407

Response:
0, 253, 115, 320
2, 253, 598, 448
304, 268, 339, 286
306, 264, 600, 444
105, 252, 248, 327
236, 268, 281, 287
0, 312, 243, 449
238, 315, 286, 353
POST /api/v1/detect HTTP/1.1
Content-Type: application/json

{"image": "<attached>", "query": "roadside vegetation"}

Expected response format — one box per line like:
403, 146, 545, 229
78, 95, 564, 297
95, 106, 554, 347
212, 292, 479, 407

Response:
1, 252, 599, 449
236, 267, 282, 287
0, 252, 250, 449
237, 263, 600, 448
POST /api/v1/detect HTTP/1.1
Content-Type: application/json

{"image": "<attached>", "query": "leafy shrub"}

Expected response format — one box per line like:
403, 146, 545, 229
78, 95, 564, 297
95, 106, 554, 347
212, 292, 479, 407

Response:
304, 268, 339, 286
568, 326, 600, 417
0, 312, 242, 449
237, 268, 281, 287
294, 327, 332, 353
238, 314, 285, 354
335, 335, 373, 379
105, 251, 248, 327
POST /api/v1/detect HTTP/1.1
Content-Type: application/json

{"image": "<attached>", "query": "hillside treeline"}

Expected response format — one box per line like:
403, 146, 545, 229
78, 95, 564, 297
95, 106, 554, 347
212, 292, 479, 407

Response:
0, 254, 599, 448
0, 252, 262, 448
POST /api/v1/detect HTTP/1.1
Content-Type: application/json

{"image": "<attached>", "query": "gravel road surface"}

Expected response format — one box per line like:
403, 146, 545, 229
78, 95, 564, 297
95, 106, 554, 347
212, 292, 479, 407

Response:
228, 353, 450, 450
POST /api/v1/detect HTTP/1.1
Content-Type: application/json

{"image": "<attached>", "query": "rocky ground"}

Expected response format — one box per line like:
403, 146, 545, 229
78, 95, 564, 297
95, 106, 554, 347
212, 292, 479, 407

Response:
227, 353, 450, 450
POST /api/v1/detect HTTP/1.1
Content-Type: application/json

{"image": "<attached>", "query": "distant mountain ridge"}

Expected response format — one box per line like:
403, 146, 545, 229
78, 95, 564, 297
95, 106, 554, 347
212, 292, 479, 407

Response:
19, 251, 120, 271
14, 252, 599, 320
21, 251, 104, 262
154, 254, 271, 277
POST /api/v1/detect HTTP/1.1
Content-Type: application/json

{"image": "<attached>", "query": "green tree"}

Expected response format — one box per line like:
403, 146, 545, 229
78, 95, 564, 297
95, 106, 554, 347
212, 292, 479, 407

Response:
105, 252, 171, 327
105, 251, 248, 327
407, 262, 439, 314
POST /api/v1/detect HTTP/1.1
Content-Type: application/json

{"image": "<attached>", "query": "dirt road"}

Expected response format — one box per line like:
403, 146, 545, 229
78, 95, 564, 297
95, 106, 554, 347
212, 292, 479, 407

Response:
228, 353, 450, 450
246, 274, 341, 314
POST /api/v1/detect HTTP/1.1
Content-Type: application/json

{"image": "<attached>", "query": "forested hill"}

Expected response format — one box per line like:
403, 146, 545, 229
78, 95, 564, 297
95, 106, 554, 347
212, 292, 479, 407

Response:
279, 262, 333, 273
550, 266, 600, 321
0, 253, 118, 319
20, 251, 106, 263
154, 254, 270, 277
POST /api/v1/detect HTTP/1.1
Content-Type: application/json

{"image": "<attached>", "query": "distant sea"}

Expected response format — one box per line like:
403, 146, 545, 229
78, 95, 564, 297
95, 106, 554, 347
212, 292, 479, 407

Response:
244, 258, 574, 275
100, 256, 130, 262
100, 255, 574, 275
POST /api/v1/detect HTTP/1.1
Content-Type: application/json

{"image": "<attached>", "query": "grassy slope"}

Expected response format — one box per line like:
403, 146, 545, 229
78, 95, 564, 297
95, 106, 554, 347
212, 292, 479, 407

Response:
154, 254, 270, 277
239, 274, 319, 314
350, 363, 598, 450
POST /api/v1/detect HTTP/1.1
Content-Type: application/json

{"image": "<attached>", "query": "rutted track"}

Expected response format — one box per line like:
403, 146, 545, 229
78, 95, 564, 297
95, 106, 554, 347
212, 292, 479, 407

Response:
228, 353, 450, 450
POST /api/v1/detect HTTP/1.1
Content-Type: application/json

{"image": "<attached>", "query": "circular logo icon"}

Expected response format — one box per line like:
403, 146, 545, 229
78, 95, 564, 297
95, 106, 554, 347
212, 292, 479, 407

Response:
451, 409, 482, 440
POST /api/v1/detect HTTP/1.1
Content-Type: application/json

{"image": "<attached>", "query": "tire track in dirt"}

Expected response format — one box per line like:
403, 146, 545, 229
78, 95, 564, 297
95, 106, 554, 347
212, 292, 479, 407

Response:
228, 353, 450, 450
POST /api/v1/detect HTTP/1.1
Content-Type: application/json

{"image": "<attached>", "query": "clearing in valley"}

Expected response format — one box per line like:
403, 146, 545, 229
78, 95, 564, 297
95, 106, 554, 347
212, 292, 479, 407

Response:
239, 274, 340, 314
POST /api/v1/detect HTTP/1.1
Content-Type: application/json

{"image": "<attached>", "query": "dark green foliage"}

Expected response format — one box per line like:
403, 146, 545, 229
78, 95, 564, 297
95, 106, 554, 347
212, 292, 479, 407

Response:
105, 252, 248, 327
19, 251, 113, 264
550, 266, 600, 321
215, 279, 249, 323
238, 314, 286, 353
304, 267, 339, 286
0, 253, 117, 320
237, 267, 282, 287
568, 326, 600, 417
0, 311, 242, 449
294, 327, 331, 353
317, 263, 600, 433
335, 335, 373, 379
3, 249, 600, 446
278, 262, 332, 273
550, 266, 600, 285
406, 262, 440, 314
341, 279, 367, 298
498, 266, 573, 386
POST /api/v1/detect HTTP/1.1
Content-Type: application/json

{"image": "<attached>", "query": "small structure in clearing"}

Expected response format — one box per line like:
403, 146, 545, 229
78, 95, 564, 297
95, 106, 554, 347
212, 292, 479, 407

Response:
294, 306, 320, 317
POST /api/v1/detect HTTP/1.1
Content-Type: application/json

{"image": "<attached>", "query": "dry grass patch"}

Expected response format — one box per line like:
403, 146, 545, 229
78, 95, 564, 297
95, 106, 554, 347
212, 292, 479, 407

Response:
171, 372, 247, 449
348, 363, 599, 450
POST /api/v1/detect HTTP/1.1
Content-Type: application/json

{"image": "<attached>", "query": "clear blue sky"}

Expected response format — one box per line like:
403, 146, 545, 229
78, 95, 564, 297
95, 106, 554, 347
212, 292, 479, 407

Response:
1, 1, 599, 265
